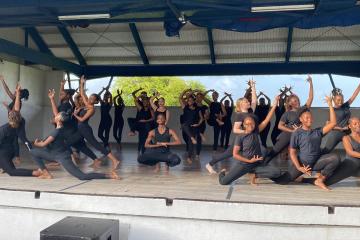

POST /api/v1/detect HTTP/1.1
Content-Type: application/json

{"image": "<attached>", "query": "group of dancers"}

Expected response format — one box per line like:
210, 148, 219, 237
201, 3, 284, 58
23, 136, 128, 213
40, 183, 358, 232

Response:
1, 74, 360, 190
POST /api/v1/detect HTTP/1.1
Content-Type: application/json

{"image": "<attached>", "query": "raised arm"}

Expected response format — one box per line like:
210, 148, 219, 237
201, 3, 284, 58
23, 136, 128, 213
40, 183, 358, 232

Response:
48, 89, 59, 116
343, 135, 360, 158
33, 136, 55, 148
263, 93, 271, 107
131, 88, 142, 98
305, 75, 314, 108
258, 96, 279, 132
250, 80, 257, 112
1, 75, 15, 100
150, 92, 159, 111
179, 89, 189, 109
347, 82, 360, 105
233, 121, 246, 134
322, 95, 337, 135
203, 89, 214, 105
79, 75, 90, 106
59, 79, 66, 100
73, 107, 94, 122
14, 83, 21, 112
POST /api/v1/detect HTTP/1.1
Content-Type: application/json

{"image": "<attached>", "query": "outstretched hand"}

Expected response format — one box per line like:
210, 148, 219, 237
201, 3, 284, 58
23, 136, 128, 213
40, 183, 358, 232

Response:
48, 89, 55, 99
299, 164, 312, 176
324, 95, 332, 106
80, 75, 86, 85
306, 75, 312, 83
15, 83, 21, 95
249, 155, 263, 163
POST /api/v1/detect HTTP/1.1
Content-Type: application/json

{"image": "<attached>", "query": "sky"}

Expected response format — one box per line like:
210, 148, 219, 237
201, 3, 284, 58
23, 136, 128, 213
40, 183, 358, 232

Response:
68, 74, 360, 107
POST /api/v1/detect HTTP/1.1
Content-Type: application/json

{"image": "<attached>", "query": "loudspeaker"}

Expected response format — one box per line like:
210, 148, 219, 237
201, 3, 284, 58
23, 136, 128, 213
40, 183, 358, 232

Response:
40, 216, 119, 240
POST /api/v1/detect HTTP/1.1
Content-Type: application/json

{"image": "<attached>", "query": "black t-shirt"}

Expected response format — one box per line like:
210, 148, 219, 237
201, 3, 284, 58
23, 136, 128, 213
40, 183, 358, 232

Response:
235, 132, 262, 160
47, 128, 68, 153
223, 106, 233, 124
280, 105, 308, 128
209, 102, 222, 119
255, 105, 270, 122
334, 101, 351, 127
183, 105, 200, 125
290, 127, 323, 165
0, 123, 26, 149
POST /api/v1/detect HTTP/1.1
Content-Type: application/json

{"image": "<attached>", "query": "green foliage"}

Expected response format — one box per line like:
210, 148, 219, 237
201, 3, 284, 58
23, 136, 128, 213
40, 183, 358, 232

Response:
110, 76, 206, 106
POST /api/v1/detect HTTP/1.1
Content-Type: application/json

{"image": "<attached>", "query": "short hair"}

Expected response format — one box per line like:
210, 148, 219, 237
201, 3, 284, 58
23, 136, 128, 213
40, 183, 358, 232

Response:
58, 111, 70, 123
299, 107, 311, 117
20, 89, 29, 100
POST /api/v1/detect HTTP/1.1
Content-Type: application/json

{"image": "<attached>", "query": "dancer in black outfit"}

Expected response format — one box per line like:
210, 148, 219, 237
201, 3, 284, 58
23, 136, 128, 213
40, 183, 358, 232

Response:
179, 89, 194, 153
113, 89, 125, 146
138, 113, 181, 172
194, 90, 209, 142
264, 75, 313, 164
271, 86, 291, 145
321, 83, 360, 154
0, 85, 41, 177
73, 76, 120, 170
255, 91, 271, 148
1, 75, 30, 166
179, 90, 204, 163
204, 90, 226, 152
219, 95, 280, 185
98, 88, 113, 148
31, 111, 119, 180
220, 93, 233, 149
150, 91, 170, 126
206, 80, 257, 174
272, 96, 340, 190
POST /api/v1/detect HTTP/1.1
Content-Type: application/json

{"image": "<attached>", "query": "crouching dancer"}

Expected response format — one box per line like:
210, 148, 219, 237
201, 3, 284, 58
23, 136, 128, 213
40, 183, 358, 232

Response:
219, 96, 281, 185
138, 113, 181, 172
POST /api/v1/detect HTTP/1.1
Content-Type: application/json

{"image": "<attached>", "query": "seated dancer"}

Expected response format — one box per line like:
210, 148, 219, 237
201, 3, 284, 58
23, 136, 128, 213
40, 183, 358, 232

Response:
219, 95, 281, 185
48, 88, 102, 168
128, 89, 154, 154
203, 89, 226, 152
206, 79, 257, 174
264, 75, 314, 164
113, 89, 125, 146
321, 83, 360, 154
1, 75, 30, 165
255, 91, 271, 148
98, 87, 113, 148
0, 85, 41, 177
220, 92, 234, 149
272, 96, 340, 190
138, 113, 181, 172
179, 89, 203, 163
31, 111, 119, 180
150, 91, 170, 126
73, 76, 120, 170
271, 86, 291, 145
194, 90, 209, 142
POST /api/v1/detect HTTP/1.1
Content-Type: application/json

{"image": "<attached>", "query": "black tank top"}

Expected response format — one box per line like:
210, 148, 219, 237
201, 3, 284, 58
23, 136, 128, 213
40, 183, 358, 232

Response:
100, 102, 112, 120
137, 107, 152, 121
78, 108, 89, 125
154, 108, 167, 120
153, 127, 171, 152
348, 135, 360, 159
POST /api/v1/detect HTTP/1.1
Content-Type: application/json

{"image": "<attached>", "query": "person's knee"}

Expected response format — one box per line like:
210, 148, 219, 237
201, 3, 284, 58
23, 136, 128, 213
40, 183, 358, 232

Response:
168, 154, 181, 167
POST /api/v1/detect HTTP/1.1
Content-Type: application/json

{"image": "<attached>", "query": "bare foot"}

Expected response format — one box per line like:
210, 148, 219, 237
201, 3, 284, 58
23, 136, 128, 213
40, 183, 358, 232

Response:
32, 169, 42, 177
109, 171, 121, 180
191, 137, 197, 144
186, 157, 193, 164
45, 162, 60, 169
206, 163, 217, 175
112, 160, 120, 170
154, 163, 161, 173
38, 170, 53, 179
14, 157, 21, 166
89, 159, 102, 169
248, 173, 258, 186
200, 133, 206, 142
128, 131, 136, 136
314, 178, 330, 191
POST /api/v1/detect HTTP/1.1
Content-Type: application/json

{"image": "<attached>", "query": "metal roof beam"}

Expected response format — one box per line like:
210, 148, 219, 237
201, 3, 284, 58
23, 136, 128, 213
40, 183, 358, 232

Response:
285, 27, 293, 62
207, 28, 216, 64
57, 26, 87, 66
129, 23, 149, 65
24, 27, 53, 55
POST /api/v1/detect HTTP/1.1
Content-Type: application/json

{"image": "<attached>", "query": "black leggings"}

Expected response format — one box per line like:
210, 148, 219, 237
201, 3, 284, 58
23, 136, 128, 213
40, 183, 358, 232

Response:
98, 117, 112, 147
0, 149, 33, 176
13, 118, 30, 158
264, 131, 292, 164
78, 123, 110, 156
220, 122, 232, 149
321, 130, 346, 155
128, 118, 153, 153
208, 118, 221, 151
113, 117, 124, 144
259, 123, 271, 148
138, 150, 181, 167
71, 139, 98, 160
325, 158, 360, 185
272, 153, 340, 184
219, 161, 281, 185
31, 148, 107, 180
182, 124, 202, 157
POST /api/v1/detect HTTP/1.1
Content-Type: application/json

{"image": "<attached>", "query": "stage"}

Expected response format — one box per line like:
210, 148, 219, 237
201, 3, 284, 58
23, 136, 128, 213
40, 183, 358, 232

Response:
0, 145, 360, 240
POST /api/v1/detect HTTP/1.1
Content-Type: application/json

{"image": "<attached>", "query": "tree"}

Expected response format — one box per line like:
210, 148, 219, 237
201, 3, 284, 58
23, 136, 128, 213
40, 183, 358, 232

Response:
110, 76, 206, 106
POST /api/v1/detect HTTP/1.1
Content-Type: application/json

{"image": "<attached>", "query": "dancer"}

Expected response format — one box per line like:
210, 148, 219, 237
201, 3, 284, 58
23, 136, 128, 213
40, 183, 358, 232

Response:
128, 87, 150, 136
98, 88, 113, 148
0, 85, 41, 177
138, 113, 181, 172
219, 95, 281, 185
1, 75, 30, 165
31, 111, 119, 180
113, 89, 125, 146
272, 96, 340, 190
271, 86, 291, 145
73, 75, 120, 170
179, 90, 203, 163
150, 91, 170, 126
321, 83, 360, 154
204, 90, 226, 152
255, 91, 271, 147
195, 90, 209, 142
179, 89, 195, 153
206, 80, 257, 174
264, 75, 313, 164
220, 92, 234, 149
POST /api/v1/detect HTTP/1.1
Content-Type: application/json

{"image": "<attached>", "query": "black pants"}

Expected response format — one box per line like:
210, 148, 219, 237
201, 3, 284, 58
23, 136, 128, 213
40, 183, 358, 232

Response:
219, 161, 281, 185
271, 121, 281, 145
31, 148, 107, 180
264, 131, 292, 164
113, 116, 124, 144
78, 123, 110, 156
0, 149, 33, 176
325, 158, 360, 185
321, 130, 346, 155
220, 122, 232, 149
71, 139, 98, 160
182, 124, 202, 157
98, 117, 112, 147
259, 123, 271, 148
13, 118, 29, 158
199, 122, 206, 134
272, 153, 340, 184
138, 150, 181, 167
208, 118, 221, 151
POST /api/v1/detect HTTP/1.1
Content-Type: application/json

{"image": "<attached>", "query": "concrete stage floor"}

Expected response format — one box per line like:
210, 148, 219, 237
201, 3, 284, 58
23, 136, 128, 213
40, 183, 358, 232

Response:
1, 144, 359, 207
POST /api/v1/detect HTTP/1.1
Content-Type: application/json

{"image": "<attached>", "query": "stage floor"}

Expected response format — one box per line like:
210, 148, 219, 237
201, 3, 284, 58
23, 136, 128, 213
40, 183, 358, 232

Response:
1, 144, 360, 207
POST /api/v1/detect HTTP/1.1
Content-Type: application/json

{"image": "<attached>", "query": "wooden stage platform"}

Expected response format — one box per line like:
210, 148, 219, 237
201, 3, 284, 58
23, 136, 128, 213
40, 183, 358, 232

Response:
1, 144, 359, 207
